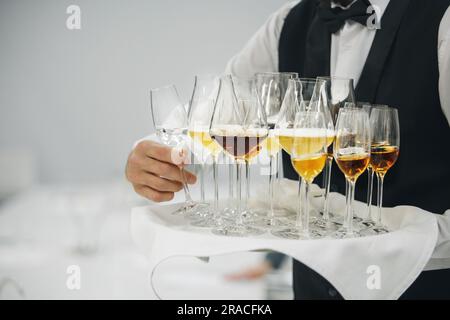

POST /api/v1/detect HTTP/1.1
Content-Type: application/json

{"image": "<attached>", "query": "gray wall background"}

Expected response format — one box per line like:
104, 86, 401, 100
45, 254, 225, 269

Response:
0, 0, 287, 183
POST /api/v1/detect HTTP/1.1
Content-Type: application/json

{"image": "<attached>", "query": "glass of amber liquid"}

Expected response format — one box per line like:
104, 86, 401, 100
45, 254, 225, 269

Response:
272, 111, 328, 239
334, 108, 371, 238
368, 106, 400, 234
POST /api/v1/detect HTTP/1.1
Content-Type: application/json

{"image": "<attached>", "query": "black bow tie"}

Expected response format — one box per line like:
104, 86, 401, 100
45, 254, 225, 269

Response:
318, 0, 372, 34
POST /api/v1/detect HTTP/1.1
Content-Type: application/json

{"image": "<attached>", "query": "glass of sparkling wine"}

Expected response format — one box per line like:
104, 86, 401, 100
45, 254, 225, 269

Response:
272, 111, 328, 239
368, 106, 400, 234
150, 84, 204, 215
187, 75, 223, 226
209, 75, 268, 237
333, 108, 371, 238
271, 78, 325, 239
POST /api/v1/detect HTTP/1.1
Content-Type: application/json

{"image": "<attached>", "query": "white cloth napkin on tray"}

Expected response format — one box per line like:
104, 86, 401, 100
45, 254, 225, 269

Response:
130, 179, 439, 300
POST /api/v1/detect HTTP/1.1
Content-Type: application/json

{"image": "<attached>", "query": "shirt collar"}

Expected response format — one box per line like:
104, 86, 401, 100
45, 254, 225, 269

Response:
331, 0, 390, 23
332, 0, 390, 15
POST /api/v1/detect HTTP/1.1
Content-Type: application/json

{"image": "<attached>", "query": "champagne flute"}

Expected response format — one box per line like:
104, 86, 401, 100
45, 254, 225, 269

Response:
359, 103, 385, 228
210, 75, 268, 237
272, 111, 328, 239
150, 84, 204, 215
187, 75, 223, 227
272, 78, 325, 238
317, 77, 356, 226
334, 108, 371, 238
368, 106, 400, 234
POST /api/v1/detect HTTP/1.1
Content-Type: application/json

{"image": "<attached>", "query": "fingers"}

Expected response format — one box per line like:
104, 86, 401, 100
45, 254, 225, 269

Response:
136, 140, 176, 164
135, 172, 183, 193
133, 185, 175, 203
224, 262, 272, 282
127, 140, 198, 203
134, 140, 196, 184
137, 157, 196, 184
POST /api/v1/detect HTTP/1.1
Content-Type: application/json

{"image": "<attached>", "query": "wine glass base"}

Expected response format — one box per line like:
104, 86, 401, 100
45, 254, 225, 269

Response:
359, 219, 376, 228
310, 217, 340, 232
271, 227, 322, 240
172, 202, 209, 217
245, 216, 293, 229
359, 226, 389, 236
212, 224, 265, 237
333, 227, 360, 239
190, 218, 222, 228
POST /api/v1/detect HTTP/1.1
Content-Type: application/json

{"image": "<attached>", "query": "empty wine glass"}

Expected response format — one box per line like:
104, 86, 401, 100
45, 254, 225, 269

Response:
249, 72, 298, 228
150, 84, 206, 215
317, 77, 356, 226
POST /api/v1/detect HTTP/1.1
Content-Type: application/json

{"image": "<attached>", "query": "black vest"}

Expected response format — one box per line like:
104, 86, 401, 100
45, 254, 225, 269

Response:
278, 0, 450, 299
279, 0, 450, 214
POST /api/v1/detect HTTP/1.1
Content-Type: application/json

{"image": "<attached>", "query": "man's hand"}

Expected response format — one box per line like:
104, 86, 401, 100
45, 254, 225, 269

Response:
224, 261, 272, 281
126, 140, 196, 202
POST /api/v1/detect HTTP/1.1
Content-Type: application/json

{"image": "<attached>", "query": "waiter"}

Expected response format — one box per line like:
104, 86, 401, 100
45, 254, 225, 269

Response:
126, 0, 450, 299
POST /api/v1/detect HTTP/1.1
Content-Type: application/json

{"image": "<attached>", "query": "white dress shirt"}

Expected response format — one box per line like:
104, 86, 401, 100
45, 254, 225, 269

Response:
225, 0, 450, 264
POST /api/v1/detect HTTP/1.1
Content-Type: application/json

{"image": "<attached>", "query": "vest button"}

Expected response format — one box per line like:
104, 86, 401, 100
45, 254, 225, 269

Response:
328, 288, 338, 297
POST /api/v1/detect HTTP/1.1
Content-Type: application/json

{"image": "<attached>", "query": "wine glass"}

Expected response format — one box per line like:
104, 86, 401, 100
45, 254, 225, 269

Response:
359, 103, 385, 228
209, 75, 268, 237
333, 108, 371, 238
272, 111, 328, 239
232, 76, 262, 219
249, 72, 298, 228
261, 73, 299, 197
150, 84, 205, 215
317, 77, 356, 226
187, 75, 223, 227
367, 106, 400, 234
272, 78, 325, 238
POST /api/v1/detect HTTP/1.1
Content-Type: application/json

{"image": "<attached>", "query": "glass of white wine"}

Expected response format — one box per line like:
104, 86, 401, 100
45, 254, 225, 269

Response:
187, 75, 223, 227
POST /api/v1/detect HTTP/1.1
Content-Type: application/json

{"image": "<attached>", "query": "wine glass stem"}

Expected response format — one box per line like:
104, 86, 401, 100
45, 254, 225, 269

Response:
236, 162, 242, 224
296, 179, 302, 229
180, 167, 193, 204
343, 180, 349, 228
323, 156, 333, 221
268, 156, 275, 221
228, 163, 234, 200
276, 151, 282, 185
367, 167, 374, 221
245, 161, 250, 210
212, 157, 220, 220
346, 179, 356, 235
376, 173, 384, 226
302, 180, 310, 236
200, 165, 205, 202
